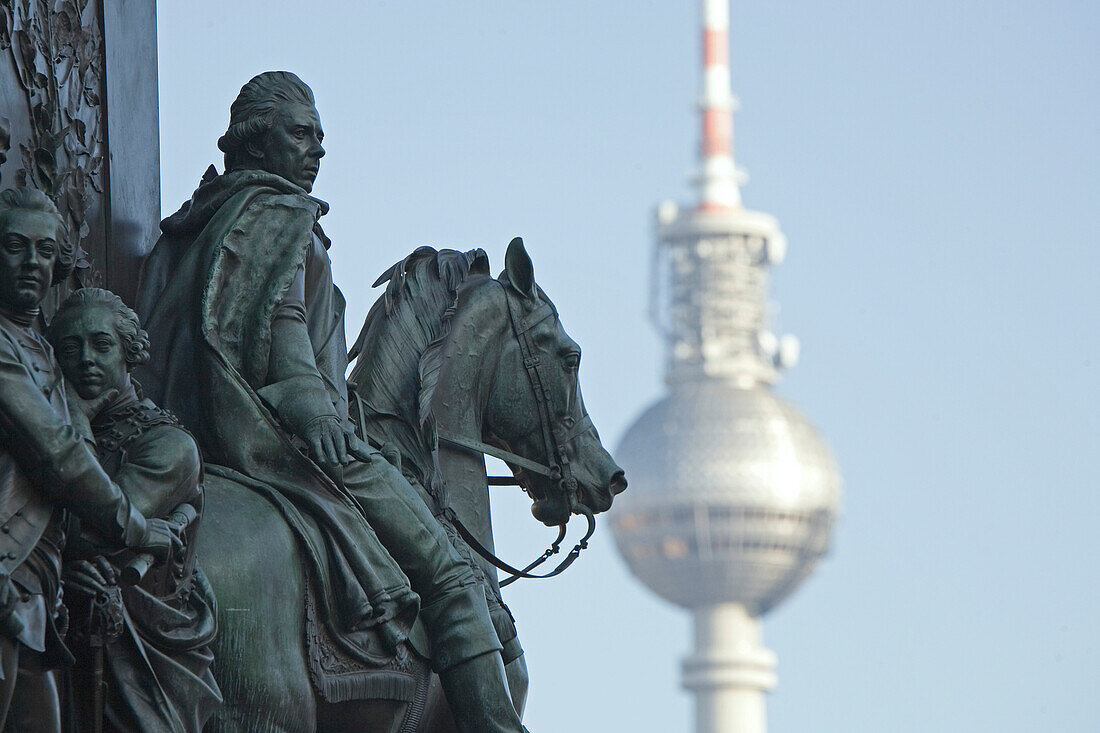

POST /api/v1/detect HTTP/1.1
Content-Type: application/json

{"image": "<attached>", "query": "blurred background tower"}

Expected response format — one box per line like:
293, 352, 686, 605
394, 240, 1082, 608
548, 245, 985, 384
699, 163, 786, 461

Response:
611, 2, 841, 732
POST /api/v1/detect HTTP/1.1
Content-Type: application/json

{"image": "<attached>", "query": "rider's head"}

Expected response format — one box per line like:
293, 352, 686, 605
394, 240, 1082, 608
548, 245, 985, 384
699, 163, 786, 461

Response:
0, 187, 73, 313
218, 71, 325, 193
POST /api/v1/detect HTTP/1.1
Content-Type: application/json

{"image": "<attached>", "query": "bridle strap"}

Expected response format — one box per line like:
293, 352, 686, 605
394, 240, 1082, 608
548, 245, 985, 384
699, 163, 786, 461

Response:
511, 301, 556, 334
504, 293, 563, 487
430, 284, 597, 586
437, 412, 593, 480
556, 413, 594, 448
443, 506, 595, 586
437, 434, 554, 477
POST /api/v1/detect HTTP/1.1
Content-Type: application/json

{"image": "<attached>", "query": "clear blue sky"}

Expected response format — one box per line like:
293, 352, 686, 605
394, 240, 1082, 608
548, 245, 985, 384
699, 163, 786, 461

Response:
158, 2, 1099, 730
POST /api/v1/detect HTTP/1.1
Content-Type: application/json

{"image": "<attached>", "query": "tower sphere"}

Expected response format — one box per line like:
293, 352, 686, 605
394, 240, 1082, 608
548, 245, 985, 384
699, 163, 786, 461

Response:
612, 380, 840, 615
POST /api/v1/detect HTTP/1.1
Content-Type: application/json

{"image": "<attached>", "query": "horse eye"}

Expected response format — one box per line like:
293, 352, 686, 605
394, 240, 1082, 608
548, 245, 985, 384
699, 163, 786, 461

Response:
563, 353, 580, 371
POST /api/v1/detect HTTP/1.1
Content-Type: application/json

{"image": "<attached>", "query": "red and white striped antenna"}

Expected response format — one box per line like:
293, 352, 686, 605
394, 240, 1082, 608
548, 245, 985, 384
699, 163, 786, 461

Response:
698, 0, 745, 211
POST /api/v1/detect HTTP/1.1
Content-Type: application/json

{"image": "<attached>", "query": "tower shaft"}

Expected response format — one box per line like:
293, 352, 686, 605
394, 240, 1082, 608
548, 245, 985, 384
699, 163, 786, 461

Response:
683, 604, 777, 733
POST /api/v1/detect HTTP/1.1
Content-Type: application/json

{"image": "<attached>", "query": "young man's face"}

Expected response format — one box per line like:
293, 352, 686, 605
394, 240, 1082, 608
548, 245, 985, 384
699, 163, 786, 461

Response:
52, 306, 131, 401
255, 102, 325, 192
0, 209, 59, 312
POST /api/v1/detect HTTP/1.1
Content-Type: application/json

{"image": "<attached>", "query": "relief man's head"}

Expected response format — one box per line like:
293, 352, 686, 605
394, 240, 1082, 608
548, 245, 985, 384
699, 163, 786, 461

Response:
48, 288, 150, 401
218, 71, 325, 193
0, 187, 73, 313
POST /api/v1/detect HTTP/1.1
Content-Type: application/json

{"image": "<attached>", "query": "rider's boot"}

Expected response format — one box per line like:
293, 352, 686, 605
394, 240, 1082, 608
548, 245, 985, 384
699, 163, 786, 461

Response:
439, 650, 528, 733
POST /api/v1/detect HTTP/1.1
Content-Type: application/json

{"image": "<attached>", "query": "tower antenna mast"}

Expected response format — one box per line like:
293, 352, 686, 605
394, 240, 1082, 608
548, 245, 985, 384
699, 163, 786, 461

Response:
614, 4, 842, 732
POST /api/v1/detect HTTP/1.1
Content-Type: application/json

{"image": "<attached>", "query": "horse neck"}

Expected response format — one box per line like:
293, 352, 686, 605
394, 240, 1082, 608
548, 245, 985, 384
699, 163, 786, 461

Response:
430, 285, 505, 557
436, 444, 495, 556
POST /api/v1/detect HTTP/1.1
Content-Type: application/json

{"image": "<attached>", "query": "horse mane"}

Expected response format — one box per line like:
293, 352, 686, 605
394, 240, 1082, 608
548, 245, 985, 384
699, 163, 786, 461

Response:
348, 246, 490, 486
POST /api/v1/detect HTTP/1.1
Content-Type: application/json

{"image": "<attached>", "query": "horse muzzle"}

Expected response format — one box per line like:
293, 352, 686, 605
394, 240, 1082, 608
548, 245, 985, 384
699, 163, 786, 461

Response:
574, 453, 627, 515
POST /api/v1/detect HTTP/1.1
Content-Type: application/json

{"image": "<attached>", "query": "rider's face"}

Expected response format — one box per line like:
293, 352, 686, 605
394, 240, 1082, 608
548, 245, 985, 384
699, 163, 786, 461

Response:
256, 103, 325, 193
52, 306, 131, 401
0, 210, 59, 312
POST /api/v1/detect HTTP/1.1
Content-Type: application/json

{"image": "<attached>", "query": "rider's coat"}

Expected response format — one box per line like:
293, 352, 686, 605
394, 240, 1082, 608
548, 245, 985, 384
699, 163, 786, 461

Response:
136, 168, 502, 677
136, 169, 421, 664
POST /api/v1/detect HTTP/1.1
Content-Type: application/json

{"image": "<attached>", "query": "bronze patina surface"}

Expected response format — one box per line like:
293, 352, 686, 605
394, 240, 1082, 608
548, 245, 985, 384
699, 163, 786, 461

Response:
0, 9, 627, 725
48, 288, 221, 733
0, 188, 178, 731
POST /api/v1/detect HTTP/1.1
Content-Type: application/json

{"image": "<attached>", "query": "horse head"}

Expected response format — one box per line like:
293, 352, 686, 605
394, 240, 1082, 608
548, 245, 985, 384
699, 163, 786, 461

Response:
473, 238, 626, 526
350, 238, 625, 530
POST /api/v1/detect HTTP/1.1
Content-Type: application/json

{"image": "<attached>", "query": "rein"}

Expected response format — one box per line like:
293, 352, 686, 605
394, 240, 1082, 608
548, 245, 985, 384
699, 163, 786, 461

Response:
434, 284, 596, 586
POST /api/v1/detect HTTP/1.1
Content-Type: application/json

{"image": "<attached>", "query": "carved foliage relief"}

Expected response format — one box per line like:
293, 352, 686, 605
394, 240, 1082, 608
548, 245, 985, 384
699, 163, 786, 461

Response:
0, 0, 104, 289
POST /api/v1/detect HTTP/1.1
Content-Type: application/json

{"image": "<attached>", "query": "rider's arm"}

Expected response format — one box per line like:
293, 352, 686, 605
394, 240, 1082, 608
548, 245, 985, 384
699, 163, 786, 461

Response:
256, 263, 339, 439
0, 334, 149, 547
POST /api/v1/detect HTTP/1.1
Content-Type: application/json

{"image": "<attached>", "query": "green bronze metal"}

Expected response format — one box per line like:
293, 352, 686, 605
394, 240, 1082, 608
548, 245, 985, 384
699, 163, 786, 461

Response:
0, 188, 177, 732
47, 288, 221, 732
0, 39, 627, 729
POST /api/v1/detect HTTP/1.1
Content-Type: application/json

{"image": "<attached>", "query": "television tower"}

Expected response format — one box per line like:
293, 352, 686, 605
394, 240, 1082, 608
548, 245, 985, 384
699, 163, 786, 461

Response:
611, 2, 841, 732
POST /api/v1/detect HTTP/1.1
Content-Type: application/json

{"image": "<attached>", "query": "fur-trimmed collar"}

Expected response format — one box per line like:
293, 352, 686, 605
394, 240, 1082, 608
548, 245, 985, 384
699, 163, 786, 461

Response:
161, 166, 329, 238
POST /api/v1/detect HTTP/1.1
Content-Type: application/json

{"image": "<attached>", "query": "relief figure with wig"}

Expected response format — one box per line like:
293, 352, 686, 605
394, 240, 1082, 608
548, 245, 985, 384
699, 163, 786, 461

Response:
47, 288, 221, 733
0, 188, 180, 732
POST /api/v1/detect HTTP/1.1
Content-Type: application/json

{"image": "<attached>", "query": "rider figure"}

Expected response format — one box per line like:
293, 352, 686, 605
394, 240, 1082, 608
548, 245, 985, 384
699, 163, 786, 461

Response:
137, 72, 528, 733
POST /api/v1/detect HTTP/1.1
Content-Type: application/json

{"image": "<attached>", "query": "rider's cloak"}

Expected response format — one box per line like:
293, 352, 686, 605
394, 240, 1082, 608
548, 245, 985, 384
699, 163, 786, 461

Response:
135, 169, 420, 668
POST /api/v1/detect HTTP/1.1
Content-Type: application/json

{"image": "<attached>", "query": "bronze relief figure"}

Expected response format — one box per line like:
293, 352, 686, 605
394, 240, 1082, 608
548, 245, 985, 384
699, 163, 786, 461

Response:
0, 188, 178, 732
47, 288, 221, 732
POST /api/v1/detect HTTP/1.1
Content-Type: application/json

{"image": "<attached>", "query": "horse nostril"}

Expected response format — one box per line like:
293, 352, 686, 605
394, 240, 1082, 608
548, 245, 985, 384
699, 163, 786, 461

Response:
608, 471, 627, 496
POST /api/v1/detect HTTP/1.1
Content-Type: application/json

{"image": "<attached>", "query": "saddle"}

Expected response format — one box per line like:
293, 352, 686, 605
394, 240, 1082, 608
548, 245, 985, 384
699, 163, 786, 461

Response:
302, 565, 432, 726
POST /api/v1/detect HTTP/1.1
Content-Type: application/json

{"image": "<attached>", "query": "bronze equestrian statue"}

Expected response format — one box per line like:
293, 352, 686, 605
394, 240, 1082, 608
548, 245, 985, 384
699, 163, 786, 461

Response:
135, 71, 625, 731
135, 71, 529, 732
0, 71, 625, 731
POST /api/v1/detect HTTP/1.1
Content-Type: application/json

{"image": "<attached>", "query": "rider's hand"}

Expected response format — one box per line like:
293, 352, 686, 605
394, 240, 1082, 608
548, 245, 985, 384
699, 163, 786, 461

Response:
304, 416, 350, 470
65, 383, 118, 442
344, 432, 375, 464
132, 517, 183, 561
63, 557, 118, 597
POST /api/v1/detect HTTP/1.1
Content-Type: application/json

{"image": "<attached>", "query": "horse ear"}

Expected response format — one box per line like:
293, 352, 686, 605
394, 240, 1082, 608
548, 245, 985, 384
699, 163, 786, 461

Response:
469, 249, 490, 276
504, 237, 536, 300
